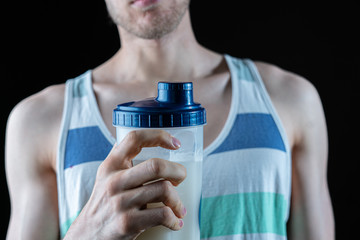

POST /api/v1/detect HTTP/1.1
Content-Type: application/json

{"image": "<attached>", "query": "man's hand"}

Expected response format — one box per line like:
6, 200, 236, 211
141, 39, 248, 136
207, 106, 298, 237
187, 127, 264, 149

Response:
64, 130, 187, 240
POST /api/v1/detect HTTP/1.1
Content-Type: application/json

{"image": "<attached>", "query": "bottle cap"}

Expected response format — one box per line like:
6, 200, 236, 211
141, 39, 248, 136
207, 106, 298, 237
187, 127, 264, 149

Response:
113, 82, 206, 128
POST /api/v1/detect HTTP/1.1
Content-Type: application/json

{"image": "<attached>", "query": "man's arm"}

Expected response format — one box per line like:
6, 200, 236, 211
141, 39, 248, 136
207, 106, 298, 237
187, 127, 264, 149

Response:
286, 77, 335, 240
6, 86, 187, 239
256, 62, 335, 240
6, 86, 64, 239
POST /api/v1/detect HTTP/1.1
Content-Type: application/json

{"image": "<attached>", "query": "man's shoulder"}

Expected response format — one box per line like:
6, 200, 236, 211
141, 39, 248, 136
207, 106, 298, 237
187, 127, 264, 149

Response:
9, 84, 66, 127
253, 61, 324, 146
254, 61, 320, 110
7, 84, 66, 149
6, 83, 66, 169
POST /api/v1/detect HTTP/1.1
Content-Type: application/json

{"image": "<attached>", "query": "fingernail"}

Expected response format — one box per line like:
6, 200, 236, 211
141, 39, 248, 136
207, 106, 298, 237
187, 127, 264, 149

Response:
172, 137, 181, 148
179, 219, 184, 228
182, 206, 187, 217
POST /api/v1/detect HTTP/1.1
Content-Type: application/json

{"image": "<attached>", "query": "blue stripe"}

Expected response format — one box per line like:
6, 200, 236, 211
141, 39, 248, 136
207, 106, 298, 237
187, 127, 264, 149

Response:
211, 113, 286, 154
64, 126, 113, 169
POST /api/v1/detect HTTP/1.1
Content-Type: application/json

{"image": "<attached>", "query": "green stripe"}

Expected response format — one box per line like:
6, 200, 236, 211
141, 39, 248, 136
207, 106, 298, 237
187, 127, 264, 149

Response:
200, 192, 287, 238
60, 210, 81, 238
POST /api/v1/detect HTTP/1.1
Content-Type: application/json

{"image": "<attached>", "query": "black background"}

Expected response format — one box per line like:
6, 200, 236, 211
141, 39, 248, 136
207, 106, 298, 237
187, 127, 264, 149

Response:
2, 0, 359, 239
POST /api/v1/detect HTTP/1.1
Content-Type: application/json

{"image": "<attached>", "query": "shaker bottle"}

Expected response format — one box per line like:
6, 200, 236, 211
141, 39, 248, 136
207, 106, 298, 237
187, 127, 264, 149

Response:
113, 82, 206, 240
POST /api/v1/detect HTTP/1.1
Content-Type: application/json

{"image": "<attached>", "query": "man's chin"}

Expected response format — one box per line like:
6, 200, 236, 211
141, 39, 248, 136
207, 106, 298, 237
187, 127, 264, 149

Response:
116, 0, 190, 40
127, 25, 173, 40
124, 12, 180, 39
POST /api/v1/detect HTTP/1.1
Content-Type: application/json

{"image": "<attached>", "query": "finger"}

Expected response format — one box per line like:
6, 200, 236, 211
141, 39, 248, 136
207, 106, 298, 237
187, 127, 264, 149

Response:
102, 129, 181, 172
121, 158, 187, 189
120, 180, 186, 219
129, 206, 184, 232
96, 143, 123, 178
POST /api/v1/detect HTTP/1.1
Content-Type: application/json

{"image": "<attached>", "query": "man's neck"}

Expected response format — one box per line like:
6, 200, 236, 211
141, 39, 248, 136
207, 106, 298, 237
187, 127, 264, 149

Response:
94, 11, 222, 84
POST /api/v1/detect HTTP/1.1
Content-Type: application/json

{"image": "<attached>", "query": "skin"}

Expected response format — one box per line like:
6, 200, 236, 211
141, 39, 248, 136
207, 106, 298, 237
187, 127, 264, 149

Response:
6, 0, 334, 239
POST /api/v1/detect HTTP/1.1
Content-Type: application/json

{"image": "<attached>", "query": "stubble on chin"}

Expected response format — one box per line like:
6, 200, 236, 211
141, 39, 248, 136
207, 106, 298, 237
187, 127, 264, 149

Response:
107, 0, 190, 40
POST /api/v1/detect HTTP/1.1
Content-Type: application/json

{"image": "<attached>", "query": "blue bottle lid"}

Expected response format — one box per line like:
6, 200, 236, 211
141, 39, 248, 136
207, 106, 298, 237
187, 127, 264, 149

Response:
113, 82, 206, 128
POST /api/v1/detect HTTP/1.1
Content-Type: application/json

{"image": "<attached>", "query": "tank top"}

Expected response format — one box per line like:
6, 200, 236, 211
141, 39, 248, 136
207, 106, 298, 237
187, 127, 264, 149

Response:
56, 55, 292, 240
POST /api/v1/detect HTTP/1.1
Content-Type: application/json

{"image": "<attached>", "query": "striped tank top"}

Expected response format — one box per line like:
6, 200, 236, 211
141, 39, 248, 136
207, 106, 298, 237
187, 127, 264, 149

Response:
56, 55, 291, 239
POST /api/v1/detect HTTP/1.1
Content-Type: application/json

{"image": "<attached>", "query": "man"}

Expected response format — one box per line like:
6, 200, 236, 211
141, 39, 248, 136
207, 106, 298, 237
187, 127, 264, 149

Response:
6, 0, 334, 239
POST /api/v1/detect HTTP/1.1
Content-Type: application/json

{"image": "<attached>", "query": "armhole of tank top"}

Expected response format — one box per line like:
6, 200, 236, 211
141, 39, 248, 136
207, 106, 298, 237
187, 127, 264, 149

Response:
245, 59, 292, 220
56, 79, 73, 229
244, 60, 291, 153
204, 54, 240, 156
85, 71, 116, 145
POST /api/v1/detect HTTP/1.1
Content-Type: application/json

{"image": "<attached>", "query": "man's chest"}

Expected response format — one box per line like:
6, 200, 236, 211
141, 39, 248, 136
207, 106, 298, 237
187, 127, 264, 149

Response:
93, 74, 232, 149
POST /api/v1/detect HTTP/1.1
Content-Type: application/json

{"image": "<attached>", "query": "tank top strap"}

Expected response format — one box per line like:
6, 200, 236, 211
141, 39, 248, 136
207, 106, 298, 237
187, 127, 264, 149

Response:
56, 70, 115, 238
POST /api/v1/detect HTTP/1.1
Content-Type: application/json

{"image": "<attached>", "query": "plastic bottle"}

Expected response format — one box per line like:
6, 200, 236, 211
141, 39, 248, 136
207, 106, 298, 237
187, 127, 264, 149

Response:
113, 82, 206, 240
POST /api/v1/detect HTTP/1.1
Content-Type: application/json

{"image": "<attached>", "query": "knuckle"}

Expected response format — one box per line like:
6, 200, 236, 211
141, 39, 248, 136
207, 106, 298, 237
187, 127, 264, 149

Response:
159, 130, 171, 141
161, 180, 173, 192
96, 164, 107, 179
148, 158, 166, 176
161, 206, 174, 223
118, 212, 133, 233
97, 158, 114, 177
124, 130, 138, 143
105, 177, 118, 196
150, 130, 171, 147
160, 181, 182, 216
123, 131, 141, 156
161, 206, 178, 230
114, 193, 127, 211
160, 181, 174, 202
105, 173, 125, 196
178, 163, 187, 180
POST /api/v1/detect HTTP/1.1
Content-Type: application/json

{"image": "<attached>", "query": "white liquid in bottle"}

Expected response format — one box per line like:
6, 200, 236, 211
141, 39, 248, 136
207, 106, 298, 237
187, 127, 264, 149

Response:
134, 159, 202, 240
